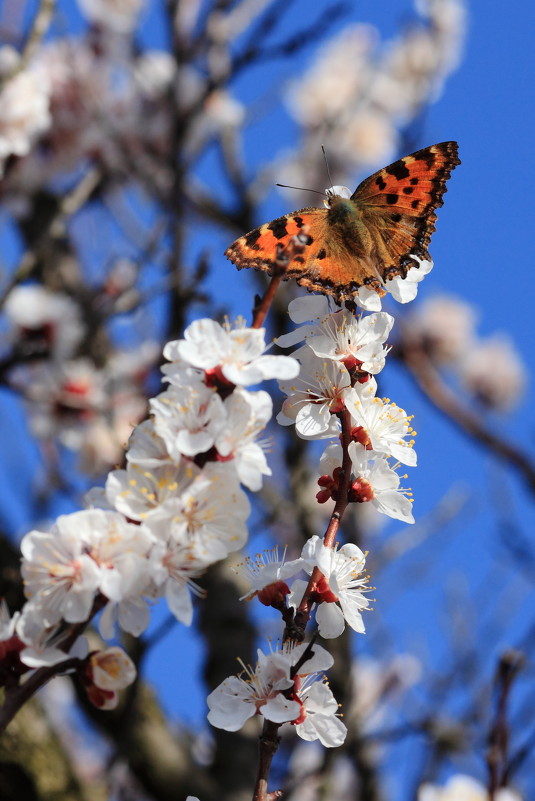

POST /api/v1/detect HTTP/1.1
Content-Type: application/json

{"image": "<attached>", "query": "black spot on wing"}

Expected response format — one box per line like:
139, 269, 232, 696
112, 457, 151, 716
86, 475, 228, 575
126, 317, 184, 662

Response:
411, 199, 420, 209
293, 216, 305, 228
386, 159, 410, 180
413, 149, 436, 169
244, 228, 261, 250
391, 213, 402, 223
386, 194, 399, 205
402, 186, 414, 195
268, 218, 289, 239
375, 176, 387, 191
317, 248, 327, 260
410, 177, 419, 185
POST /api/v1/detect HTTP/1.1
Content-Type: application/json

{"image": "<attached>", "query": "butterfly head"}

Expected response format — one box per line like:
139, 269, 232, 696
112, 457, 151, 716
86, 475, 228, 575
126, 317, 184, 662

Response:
324, 185, 352, 208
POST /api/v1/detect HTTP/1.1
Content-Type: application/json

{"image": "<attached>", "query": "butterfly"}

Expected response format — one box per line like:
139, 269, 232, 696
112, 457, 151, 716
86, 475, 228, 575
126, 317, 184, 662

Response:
225, 142, 460, 304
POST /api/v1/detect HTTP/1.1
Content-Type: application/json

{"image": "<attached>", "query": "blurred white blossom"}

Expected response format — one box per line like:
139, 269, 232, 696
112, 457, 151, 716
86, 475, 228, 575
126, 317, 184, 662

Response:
418, 775, 522, 801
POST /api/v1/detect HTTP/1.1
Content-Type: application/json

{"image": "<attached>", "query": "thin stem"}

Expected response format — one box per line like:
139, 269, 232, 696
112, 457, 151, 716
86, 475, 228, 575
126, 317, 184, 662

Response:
291, 406, 353, 636
486, 650, 525, 796
253, 720, 282, 801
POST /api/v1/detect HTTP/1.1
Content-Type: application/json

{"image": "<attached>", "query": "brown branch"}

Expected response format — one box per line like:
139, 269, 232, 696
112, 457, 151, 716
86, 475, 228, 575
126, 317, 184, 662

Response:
397, 337, 535, 495
487, 650, 525, 796
253, 720, 282, 801
0, 594, 107, 734
0, 166, 102, 308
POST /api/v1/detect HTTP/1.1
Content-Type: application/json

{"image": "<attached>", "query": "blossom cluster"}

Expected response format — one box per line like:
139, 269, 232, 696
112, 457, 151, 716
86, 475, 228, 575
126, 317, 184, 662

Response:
0, 24, 243, 197
276, 295, 416, 524
0, 317, 298, 706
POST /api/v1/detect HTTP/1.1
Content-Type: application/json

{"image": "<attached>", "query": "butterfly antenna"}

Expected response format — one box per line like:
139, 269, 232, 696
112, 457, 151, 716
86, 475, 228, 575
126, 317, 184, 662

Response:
276, 183, 326, 197
321, 145, 335, 189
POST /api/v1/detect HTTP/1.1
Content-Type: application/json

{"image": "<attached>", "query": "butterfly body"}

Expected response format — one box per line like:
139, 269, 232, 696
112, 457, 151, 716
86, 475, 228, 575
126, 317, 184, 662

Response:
226, 141, 460, 303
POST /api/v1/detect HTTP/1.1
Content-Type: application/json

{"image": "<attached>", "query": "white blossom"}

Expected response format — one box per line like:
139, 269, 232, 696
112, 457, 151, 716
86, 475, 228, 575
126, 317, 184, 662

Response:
148, 536, 208, 625
277, 296, 393, 375
0, 600, 20, 642
385, 255, 434, 304
125, 419, 174, 468
235, 546, 303, 602
294, 535, 370, 638
320, 443, 415, 523
418, 775, 522, 801
105, 460, 199, 521
344, 384, 417, 466
164, 318, 299, 387
277, 347, 350, 439
21, 515, 102, 626
207, 647, 299, 731
77, 0, 146, 34
292, 679, 347, 747
150, 383, 227, 459
17, 604, 89, 668
405, 294, 477, 363
215, 388, 273, 491
207, 643, 334, 733
145, 464, 250, 561
0, 61, 51, 172
4, 284, 84, 360
458, 335, 526, 412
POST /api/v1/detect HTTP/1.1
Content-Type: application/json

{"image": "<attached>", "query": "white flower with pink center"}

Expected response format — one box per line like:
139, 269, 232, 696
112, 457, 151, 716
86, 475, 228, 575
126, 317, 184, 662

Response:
235, 546, 303, 603
292, 678, 347, 747
319, 443, 415, 523
163, 318, 299, 387
277, 296, 393, 375
344, 384, 417, 466
292, 535, 369, 639
277, 347, 350, 439
207, 642, 333, 733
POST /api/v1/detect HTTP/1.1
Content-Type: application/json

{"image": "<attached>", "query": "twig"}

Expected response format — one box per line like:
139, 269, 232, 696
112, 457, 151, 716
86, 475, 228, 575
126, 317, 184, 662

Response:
0, 593, 107, 734
0, 166, 102, 307
486, 650, 525, 796
0, 0, 56, 89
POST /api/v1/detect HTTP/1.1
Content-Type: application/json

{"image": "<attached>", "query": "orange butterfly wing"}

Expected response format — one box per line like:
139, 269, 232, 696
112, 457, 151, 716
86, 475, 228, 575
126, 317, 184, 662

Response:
224, 208, 378, 298
351, 141, 461, 283
225, 141, 460, 301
